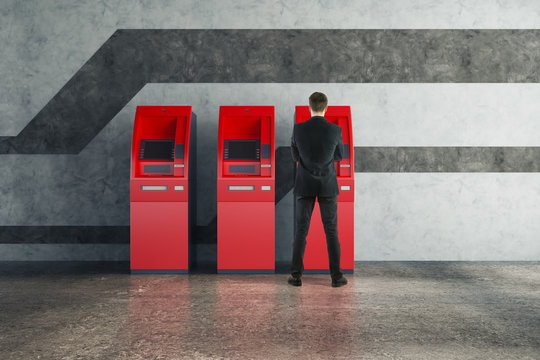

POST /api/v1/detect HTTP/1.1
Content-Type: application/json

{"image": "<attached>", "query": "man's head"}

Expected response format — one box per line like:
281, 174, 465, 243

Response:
309, 92, 328, 116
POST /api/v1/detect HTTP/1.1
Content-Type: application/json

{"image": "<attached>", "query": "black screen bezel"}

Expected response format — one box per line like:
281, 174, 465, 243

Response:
139, 139, 175, 161
224, 139, 260, 160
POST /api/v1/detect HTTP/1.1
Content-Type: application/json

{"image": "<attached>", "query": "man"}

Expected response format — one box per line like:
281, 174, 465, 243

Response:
288, 92, 348, 288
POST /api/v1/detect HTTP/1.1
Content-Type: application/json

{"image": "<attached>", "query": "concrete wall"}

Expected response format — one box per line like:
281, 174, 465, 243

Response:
2, 1, 540, 263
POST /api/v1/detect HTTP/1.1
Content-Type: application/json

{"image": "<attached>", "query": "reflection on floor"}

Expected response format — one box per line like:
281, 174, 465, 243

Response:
0, 262, 539, 359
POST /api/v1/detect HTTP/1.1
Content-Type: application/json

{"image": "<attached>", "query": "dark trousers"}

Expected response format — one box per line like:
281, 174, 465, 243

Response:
291, 195, 343, 280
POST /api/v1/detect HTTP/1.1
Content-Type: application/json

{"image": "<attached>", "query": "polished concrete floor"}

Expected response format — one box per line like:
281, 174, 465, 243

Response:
0, 262, 539, 360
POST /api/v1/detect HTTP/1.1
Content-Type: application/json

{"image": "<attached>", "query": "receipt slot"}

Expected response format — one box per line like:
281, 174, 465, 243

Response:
295, 106, 354, 273
217, 106, 275, 273
130, 106, 196, 273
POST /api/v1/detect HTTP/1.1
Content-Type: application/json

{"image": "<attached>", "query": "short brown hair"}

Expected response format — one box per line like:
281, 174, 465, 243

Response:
309, 92, 328, 113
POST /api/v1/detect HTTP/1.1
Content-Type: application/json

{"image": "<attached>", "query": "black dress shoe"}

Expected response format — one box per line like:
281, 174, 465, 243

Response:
288, 275, 302, 286
331, 276, 347, 288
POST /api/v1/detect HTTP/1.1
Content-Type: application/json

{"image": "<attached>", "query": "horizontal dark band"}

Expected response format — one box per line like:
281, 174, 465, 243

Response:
0, 221, 218, 245
355, 147, 540, 172
0, 226, 129, 244
0, 261, 131, 275
3, 29, 540, 154
282, 146, 540, 174
2, 147, 539, 245
276, 146, 540, 202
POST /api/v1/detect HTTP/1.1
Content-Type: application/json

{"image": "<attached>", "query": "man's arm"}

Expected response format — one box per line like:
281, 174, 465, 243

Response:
291, 125, 300, 162
334, 127, 344, 161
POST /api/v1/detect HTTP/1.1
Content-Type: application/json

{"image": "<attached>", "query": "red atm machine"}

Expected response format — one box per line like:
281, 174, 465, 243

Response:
295, 106, 354, 273
130, 106, 196, 273
217, 106, 275, 273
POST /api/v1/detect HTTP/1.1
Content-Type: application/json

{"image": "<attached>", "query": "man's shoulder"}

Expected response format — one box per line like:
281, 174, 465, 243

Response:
323, 120, 341, 135
294, 120, 309, 132
328, 122, 341, 131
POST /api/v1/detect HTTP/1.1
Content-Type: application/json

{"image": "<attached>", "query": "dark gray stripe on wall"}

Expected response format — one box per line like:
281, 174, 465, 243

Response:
280, 146, 540, 200
2, 29, 540, 154
355, 147, 540, 172
0, 221, 216, 245
2, 147, 538, 246
276, 146, 540, 202
0, 244, 129, 261
0, 226, 129, 244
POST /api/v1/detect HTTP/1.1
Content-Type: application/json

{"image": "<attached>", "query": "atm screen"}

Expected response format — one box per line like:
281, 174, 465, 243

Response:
224, 140, 260, 160
139, 139, 174, 160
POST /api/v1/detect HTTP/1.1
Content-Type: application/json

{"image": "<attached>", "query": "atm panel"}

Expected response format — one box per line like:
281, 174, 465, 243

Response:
217, 201, 275, 271
130, 106, 195, 273
217, 106, 275, 272
130, 201, 189, 270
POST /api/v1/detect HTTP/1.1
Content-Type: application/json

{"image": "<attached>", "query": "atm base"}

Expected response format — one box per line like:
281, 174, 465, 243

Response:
131, 269, 189, 274
217, 269, 275, 274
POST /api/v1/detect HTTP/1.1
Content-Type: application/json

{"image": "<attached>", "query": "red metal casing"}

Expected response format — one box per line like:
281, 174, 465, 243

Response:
294, 106, 354, 273
130, 106, 196, 273
217, 106, 275, 273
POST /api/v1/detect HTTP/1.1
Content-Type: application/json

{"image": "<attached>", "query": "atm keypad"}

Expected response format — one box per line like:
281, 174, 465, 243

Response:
229, 165, 255, 173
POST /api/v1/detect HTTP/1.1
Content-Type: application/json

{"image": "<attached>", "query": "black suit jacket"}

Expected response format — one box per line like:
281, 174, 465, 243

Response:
291, 116, 344, 197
